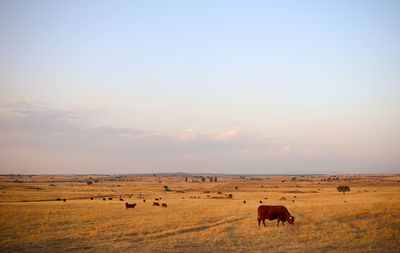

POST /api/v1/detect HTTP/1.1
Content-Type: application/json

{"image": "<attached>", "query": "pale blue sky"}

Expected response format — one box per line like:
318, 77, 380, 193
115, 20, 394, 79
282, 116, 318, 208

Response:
0, 0, 399, 174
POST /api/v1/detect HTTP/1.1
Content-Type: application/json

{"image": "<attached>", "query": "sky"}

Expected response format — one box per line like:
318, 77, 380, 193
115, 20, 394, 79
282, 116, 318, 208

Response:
0, 0, 399, 174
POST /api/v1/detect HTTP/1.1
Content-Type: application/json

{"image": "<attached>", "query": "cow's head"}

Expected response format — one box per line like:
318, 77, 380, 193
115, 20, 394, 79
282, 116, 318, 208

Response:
288, 216, 295, 225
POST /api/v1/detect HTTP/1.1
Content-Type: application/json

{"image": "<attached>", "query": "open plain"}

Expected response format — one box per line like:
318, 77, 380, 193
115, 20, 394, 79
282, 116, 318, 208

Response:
0, 174, 399, 252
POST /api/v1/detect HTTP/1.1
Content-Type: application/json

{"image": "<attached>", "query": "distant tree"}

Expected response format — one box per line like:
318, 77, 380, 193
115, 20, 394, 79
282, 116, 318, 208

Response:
337, 186, 350, 194
86, 180, 93, 185
214, 177, 218, 182
292, 177, 297, 181
201, 177, 205, 182
210, 177, 213, 182
185, 177, 188, 182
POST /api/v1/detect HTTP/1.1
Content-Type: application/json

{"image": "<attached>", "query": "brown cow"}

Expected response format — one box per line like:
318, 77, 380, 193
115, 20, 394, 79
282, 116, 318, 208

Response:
153, 202, 160, 206
143, 199, 146, 203
90, 197, 94, 200
155, 198, 159, 201
162, 203, 167, 208
108, 197, 113, 200
243, 200, 246, 204
63, 199, 66, 202
259, 200, 263, 203
125, 203, 136, 209
257, 205, 294, 227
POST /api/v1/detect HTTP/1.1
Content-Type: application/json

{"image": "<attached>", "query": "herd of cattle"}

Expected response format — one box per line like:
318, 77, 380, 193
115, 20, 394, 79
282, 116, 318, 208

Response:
55, 196, 295, 226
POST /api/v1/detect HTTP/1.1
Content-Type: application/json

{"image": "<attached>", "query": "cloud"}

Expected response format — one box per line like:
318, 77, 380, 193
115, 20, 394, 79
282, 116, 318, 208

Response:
282, 145, 291, 153
179, 128, 196, 142
89, 105, 106, 113
302, 149, 312, 157
263, 149, 274, 157
241, 149, 255, 158
215, 130, 238, 141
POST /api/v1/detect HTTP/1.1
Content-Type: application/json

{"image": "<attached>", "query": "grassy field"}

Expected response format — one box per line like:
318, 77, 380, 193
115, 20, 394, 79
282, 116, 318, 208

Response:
0, 174, 399, 252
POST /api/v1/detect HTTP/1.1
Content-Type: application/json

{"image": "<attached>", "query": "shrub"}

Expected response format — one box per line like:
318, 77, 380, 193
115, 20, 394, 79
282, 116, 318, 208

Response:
86, 181, 93, 185
337, 185, 350, 194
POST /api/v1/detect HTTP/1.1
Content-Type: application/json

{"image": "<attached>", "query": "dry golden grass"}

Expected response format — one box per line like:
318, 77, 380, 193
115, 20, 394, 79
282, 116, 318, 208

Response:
1, 175, 399, 252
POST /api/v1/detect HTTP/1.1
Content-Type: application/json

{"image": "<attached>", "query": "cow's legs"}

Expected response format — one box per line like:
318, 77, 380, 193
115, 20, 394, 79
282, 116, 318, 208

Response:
262, 219, 266, 227
277, 220, 280, 226
257, 218, 261, 226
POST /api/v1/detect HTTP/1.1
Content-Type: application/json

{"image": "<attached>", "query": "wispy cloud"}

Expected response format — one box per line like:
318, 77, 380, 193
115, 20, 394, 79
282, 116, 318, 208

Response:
178, 128, 196, 142
302, 149, 312, 157
215, 130, 237, 141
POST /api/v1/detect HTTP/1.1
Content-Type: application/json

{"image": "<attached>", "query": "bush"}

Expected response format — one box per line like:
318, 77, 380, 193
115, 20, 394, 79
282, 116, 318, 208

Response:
228, 194, 233, 199
337, 186, 350, 194
86, 181, 93, 185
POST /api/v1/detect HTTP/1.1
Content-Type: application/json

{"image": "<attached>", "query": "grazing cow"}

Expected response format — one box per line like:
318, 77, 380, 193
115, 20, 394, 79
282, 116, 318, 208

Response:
63, 199, 66, 202
257, 205, 294, 227
259, 200, 263, 203
153, 202, 160, 206
56, 198, 61, 201
143, 199, 146, 203
125, 202, 136, 209
292, 200, 295, 203
243, 200, 246, 204
108, 198, 112, 200
159, 197, 162, 200
103, 198, 106, 201
120, 198, 124, 201
90, 197, 94, 200
162, 203, 167, 208
155, 198, 159, 201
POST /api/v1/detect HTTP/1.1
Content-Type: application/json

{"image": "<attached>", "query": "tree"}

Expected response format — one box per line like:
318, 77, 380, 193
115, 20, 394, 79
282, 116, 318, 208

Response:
185, 177, 188, 182
86, 180, 93, 185
337, 186, 350, 194
201, 177, 205, 182
214, 177, 218, 182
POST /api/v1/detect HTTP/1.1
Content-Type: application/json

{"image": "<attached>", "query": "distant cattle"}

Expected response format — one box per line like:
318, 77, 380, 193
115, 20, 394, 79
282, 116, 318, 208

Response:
90, 197, 94, 200
125, 203, 136, 209
259, 200, 263, 203
162, 203, 167, 208
108, 198, 113, 200
159, 197, 162, 200
153, 202, 160, 206
103, 198, 106, 201
292, 200, 295, 203
63, 199, 66, 202
120, 198, 124, 201
257, 205, 294, 227
155, 198, 159, 201
143, 199, 146, 203
56, 198, 61, 201
243, 200, 246, 204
